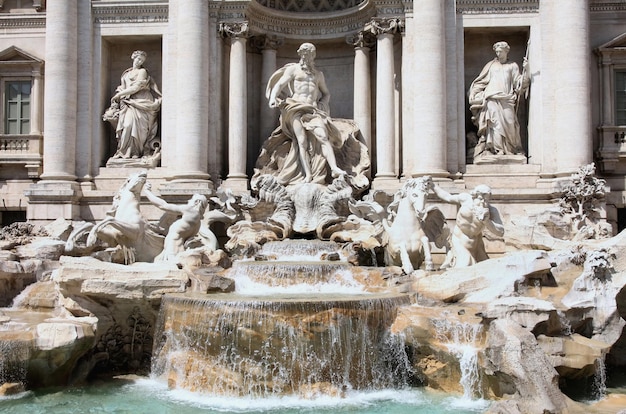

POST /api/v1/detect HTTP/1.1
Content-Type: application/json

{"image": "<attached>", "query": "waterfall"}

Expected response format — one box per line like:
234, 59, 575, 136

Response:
592, 355, 607, 400
0, 322, 31, 385
151, 293, 413, 396
432, 318, 482, 400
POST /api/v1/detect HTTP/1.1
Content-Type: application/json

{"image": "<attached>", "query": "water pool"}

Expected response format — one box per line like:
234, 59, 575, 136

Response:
0, 377, 491, 414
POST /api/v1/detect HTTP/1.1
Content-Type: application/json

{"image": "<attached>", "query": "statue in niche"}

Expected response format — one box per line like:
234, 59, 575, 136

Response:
143, 183, 208, 262
431, 184, 504, 268
468, 41, 529, 164
103, 50, 162, 168
253, 42, 370, 192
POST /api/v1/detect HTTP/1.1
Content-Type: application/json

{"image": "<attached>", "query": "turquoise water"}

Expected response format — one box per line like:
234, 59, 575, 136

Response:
0, 377, 490, 414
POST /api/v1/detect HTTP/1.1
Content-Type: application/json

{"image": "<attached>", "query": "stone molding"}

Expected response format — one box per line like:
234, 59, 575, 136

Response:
0, 14, 45, 29
246, 0, 377, 39
256, 0, 365, 13
590, 0, 626, 12
456, 0, 538, 14
92, 1, 168, 24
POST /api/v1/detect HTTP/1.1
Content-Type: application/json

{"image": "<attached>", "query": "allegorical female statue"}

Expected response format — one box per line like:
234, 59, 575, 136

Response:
103, 50, 162, 167
468, 41, 529, 163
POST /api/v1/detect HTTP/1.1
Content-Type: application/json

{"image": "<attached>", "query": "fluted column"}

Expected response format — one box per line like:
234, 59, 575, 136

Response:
40, 0, 77, 181
369, 18, 402, 189
173, 0, 210, 181
541, 0, 591, 174
348, 31, 375, 150
405, 0, 447, 178
221, 21, 249, 192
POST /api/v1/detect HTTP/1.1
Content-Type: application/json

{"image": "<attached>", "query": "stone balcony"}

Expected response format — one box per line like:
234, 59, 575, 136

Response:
0, 134, 42, 178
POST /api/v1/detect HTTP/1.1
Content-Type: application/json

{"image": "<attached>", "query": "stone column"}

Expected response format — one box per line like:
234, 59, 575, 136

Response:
258, 36, 283, 144
221, 22, 250, 192
30, 68, 42, 135
348, 31, 375, 150
40, 0, 78, 181
172, 0, 211, 184
541, 0, 591, 174
25, 0, 80, 220
370, 18, 402, 189
405, 0, 448, 178
75, 0, 93, 183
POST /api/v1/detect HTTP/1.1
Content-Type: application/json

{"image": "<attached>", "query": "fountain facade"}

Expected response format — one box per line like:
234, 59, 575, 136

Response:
0, 2, 626, 413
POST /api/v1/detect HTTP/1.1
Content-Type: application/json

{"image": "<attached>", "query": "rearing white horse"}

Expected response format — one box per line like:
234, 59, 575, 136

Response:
382, 176, 447, 273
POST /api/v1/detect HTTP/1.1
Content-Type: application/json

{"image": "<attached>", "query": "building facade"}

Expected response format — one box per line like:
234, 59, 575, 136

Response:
0, 0, 625, 231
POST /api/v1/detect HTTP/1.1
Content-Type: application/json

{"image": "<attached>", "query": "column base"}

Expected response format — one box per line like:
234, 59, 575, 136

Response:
371, 175, 400, 193
221, 176, 249, 194
25, 180, 82, 221
159, 178, 215, 199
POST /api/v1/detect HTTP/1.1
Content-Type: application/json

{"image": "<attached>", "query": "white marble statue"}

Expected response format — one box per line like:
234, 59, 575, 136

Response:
432, 184, 504, 268
382, 177, 447, 273
103, 50, 162, 166
143, 183, 208, 262
253, 42, 370, 192
468, 41, 529, 163
65, 171, 164, 264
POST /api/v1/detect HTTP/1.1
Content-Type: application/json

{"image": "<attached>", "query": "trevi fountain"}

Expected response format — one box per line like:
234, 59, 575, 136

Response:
1, 2, 626, 414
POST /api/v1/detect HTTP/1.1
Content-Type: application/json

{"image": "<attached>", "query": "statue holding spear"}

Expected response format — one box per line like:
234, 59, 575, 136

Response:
469, 40, 530, 162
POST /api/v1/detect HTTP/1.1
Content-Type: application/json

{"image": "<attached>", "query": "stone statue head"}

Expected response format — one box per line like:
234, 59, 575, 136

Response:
297, 43, 316, 59
131, 50, 147, 66
492, 41, 510, 52
471, 184, 492, 200
190, 193, 208, 213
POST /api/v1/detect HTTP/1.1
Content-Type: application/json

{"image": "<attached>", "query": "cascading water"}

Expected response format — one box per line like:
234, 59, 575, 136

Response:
592, 355, 607, 400
151, 240, 415, 397
152, 293, 412, 396
432, 317, 483, 400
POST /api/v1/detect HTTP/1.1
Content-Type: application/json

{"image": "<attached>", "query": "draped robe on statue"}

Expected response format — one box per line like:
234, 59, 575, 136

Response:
252, 63, 370, 192
469, 59, 525, 156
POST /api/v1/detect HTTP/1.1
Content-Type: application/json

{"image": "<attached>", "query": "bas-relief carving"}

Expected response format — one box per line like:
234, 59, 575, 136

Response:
103, 50, 162, 168
468, 41, 529, 165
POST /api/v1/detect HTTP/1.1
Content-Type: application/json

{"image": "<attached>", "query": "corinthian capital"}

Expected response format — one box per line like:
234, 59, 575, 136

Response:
365, 18, 404, 36
346, 30, 376, 49
219, 21, 250, 39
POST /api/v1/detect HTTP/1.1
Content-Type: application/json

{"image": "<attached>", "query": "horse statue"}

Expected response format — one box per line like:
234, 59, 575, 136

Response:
382, 176, 447, 273
65, 171, 164, 264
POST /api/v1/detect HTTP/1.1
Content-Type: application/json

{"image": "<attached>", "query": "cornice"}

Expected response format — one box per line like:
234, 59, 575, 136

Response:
590, 0, 626, 13
92, 1, 168, 24
456, 0, 539, 14
0, 14, 45, 29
